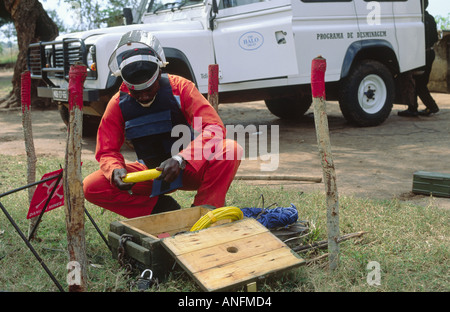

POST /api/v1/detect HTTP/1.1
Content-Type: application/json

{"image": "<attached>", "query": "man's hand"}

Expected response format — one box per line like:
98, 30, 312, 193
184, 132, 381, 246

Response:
156, 157, 184, 183
112, 168, 135, 190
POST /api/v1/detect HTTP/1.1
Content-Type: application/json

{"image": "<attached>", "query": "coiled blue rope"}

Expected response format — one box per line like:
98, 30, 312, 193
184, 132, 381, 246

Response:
241, 204, 298, 229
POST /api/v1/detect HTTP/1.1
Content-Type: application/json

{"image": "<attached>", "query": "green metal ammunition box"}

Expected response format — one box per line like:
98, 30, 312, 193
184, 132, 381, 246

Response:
108, 205, 306, 291
412, 171, 450, 197
108, 205, 214, 281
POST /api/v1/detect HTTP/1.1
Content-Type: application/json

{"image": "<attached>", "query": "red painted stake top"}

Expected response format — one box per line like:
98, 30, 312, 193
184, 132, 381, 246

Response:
68, 65, 88, 111
311, 56, 327, 99
21, 71, 31, 113
208, 64, 219, 95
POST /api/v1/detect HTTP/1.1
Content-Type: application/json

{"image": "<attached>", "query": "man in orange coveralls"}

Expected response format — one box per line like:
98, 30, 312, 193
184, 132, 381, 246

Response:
83, 30, 242, 218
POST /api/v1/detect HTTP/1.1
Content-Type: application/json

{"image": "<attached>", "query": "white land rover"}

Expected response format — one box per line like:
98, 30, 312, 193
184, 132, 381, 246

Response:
27, 0, 426, 133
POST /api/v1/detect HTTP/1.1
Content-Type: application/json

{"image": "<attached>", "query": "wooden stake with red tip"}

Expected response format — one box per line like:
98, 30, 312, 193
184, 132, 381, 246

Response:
208, 64, 219, 112
64, 64, 88, 291
21, 71, 38, 238
311, 56, 340, 271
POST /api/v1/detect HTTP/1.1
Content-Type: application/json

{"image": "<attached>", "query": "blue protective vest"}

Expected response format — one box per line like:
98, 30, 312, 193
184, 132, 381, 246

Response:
119, 74, 192, 168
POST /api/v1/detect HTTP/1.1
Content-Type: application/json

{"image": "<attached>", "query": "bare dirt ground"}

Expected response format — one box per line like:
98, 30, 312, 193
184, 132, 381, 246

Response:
1, 70, 449, 209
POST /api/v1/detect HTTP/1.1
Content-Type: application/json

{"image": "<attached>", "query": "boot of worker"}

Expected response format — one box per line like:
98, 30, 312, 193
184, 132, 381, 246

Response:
151, 195, 181, 214
398, 108, 418, 117
418, 105, 439, 116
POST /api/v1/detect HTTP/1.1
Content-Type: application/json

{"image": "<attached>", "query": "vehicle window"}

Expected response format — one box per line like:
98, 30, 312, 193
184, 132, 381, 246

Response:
300, 0, 352, 2
301, 0, 406, 2
220, 0, 264, 9
147, 0, 203, 13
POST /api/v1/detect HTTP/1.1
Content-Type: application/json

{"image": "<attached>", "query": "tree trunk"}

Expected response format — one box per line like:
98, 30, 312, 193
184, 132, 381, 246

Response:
1, 0, 58, 109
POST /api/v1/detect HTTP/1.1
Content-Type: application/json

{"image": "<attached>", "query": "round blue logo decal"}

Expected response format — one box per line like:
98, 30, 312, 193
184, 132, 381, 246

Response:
239, 31, 264, 51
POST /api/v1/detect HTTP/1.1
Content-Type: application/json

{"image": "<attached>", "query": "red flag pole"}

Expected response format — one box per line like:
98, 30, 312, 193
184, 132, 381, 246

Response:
21, 71, 38, 239
64, 64, 88, 291
208, 64, 219, 112
311, 56, 340, 270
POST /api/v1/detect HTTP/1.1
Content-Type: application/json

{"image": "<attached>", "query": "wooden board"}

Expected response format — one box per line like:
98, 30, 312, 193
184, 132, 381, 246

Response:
161, 218, 305, 292
119, 206, 213, 239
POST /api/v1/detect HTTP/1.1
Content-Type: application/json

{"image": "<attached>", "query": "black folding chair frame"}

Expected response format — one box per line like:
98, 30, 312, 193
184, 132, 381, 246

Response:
0, 171, 110, 292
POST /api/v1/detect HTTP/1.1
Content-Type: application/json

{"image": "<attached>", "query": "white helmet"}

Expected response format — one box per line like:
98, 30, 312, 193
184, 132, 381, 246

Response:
108, 30, 168, 91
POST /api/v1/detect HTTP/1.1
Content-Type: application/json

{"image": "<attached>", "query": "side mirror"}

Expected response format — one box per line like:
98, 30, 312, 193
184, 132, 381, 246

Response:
209, 0, 218, 30
212, 0, 218, 14
123, 8, 133, 25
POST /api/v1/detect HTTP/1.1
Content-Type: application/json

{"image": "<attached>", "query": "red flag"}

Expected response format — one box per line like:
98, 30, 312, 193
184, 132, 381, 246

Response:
27, 169, 64, 219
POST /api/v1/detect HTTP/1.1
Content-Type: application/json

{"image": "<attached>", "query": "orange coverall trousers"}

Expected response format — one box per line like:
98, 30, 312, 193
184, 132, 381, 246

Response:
83, 139, 242, 218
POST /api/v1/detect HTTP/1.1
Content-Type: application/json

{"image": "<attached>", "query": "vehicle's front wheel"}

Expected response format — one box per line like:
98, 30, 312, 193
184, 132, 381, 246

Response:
58, 104, 101, 137
339, 60, 394, 127
265, 93, 312, 120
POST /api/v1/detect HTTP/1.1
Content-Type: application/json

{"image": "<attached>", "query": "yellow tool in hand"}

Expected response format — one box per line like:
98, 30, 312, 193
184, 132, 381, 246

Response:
122, 169, 162, 183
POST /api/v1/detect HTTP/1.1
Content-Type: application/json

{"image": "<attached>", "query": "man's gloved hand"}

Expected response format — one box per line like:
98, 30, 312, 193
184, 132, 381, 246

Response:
112, 168, 134, 191
157, 156, 184, 183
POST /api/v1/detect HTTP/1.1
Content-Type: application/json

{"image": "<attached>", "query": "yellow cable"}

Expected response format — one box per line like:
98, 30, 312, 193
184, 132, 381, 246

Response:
122, 169, 161, 183
190, 207, 243, 232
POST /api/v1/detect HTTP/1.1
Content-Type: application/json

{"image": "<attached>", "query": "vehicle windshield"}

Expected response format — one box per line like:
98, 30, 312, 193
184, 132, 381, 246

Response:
147, 0, 204, 14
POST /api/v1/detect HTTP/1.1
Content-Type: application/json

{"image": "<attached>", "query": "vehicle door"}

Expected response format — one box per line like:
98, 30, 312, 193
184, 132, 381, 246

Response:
212, 0, 299, 84
290, 0, 361, 83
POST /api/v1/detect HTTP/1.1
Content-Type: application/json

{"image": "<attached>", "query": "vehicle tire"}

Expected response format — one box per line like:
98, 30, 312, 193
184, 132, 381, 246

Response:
58, 104, 100, 137
339, 60, 394, 127
58, 104, 69, 126
82, 114, 101, 137
265, 93, 312, 120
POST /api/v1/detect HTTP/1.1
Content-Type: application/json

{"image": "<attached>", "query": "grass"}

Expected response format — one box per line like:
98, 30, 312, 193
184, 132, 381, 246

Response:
0, 155, 449, 292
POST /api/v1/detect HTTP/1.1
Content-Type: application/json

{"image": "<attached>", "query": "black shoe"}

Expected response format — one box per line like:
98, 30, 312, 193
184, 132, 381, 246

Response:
418, 107, 439, 116
398, 109, 418, 117
152, 195, 181, 214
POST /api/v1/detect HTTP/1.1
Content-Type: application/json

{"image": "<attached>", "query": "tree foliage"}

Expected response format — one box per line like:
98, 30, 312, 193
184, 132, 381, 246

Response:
435, 14, 450, 30
60, 0, 141, 32
0, 0, 13, 27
